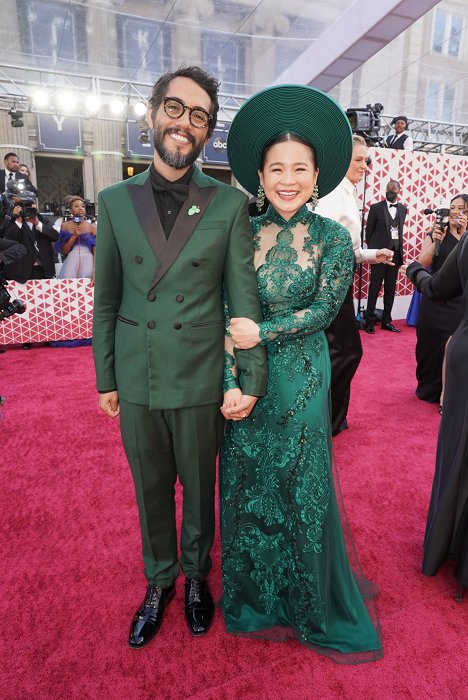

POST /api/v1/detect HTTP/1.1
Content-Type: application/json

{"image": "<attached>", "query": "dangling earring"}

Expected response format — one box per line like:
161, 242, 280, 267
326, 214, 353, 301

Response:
256, 184, 265, 212
310, 183, 319, 210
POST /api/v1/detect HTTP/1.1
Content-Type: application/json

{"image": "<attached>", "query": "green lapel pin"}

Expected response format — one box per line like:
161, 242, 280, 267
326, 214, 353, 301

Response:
188, 205, 201, 216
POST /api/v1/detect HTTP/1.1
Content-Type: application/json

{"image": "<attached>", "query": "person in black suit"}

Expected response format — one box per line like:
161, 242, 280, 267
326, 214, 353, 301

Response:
0, 152, 21, 192
1, 203, 58, 283
364, 180, 407, 333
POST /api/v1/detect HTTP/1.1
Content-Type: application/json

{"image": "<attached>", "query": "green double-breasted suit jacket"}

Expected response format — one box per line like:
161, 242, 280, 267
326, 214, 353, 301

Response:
92, 166, 267, 409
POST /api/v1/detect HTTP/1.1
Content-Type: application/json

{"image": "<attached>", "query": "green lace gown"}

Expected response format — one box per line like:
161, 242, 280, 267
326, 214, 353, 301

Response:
221, 205, 382, 663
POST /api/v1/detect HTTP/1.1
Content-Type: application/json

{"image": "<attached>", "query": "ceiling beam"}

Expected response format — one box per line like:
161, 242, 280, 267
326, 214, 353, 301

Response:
272, 0, 440, 91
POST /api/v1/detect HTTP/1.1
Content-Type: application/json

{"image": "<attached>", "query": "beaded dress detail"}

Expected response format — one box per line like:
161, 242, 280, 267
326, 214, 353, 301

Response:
221, 205, 382, 662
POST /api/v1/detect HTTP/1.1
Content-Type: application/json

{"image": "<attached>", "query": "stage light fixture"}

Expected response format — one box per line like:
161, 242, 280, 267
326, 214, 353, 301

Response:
133, 101, 147, 117
9, 109, 24, 128
56, 89, 78, 113
110, 97, 126, 116
32, 88, 50, 108
85, 94, 101, 113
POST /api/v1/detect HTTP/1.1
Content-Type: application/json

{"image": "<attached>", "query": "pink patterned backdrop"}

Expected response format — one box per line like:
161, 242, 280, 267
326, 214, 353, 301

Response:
354, 147, 468, 309
0, 279, 93, 345
2, 149, 468, 344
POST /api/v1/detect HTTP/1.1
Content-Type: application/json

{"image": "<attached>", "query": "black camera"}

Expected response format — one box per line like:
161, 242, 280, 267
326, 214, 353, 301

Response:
424, 207, 450, 229
346, 103, 384, 144
2, 179, 37, 222
0, 273, 26, 321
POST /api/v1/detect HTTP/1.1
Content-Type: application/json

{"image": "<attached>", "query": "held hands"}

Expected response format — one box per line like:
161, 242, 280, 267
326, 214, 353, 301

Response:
99, 390, 120, 418
376, 248, 395, 265
229, 317, 261, 349
221, 388, 258, 421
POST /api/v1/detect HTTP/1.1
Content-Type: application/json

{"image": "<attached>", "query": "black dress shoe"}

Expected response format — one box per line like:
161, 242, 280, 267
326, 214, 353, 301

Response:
364, 321, 375, 334
185, 576, 214, 636
128, 583, 175, 649
381, 322, 400, 333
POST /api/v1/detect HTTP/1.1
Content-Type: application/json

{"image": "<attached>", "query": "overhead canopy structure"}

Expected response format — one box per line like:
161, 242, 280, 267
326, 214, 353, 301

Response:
0, 0, 440, 119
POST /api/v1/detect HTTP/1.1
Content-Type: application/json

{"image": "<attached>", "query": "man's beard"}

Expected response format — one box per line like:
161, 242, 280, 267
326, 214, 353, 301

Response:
153, 124, 204, 169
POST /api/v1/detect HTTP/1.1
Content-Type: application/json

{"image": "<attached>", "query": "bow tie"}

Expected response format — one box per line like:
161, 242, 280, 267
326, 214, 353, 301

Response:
153, 181, 190, 207
389, 204, 397, 208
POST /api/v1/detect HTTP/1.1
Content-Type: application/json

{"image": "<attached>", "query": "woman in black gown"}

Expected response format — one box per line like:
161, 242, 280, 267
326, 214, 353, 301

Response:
415, 194, 468, 405
408, 233, 468, 596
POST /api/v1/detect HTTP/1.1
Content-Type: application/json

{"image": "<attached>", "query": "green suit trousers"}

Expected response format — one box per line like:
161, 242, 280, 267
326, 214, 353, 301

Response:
120, 399, 225, 586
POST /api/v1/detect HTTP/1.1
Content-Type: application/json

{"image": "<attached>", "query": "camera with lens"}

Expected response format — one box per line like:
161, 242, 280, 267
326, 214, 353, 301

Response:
423, 207, 450, 229
346, 103, 384, 144
0, 272, 26, 321
2, 179, 37, 221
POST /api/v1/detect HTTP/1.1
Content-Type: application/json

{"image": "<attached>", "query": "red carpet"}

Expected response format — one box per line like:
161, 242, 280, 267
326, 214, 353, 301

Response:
1, 321, 467, 699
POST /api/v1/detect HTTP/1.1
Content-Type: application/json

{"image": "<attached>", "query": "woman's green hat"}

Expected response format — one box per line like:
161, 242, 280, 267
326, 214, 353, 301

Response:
227, 84, 353, 199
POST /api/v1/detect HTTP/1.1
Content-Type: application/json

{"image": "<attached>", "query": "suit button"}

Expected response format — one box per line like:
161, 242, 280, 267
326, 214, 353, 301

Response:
135, 255, 143, 264
173, 322, 182, 330
147, 321, 156, 329
176, 294, 184, 303
147, 293, 156, 302
192, 261, 200, 267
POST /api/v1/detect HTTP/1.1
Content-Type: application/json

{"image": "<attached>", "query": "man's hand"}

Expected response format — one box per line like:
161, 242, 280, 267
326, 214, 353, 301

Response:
229, 317, 261, 349
99, 390, 120, 418
376, 248, 395, 265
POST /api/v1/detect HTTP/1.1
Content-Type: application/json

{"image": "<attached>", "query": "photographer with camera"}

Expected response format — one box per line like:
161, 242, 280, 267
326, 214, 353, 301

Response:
415, 194, 468, 409
0, 181, 58, 283
56, 196, 96, 285
0, 236, 27, 403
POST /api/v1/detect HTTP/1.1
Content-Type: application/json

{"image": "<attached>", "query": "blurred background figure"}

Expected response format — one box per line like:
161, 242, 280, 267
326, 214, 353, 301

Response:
407, 231, 468, 601
17, 164, 38, 196
385, 116, 413, 151
364, 179, 407, 334
56, 196, 96, 285
415, 194, 468, 410
316, 135, 394, 435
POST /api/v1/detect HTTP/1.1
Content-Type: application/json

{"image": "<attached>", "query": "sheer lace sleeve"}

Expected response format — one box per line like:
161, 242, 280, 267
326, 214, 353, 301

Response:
223, 291, 239, 390
258, 220, 354, 344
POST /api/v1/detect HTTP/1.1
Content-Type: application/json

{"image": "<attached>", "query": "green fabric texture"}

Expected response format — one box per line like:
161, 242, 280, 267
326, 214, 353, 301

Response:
93, 166, 268, 410
220, 206, 382, 660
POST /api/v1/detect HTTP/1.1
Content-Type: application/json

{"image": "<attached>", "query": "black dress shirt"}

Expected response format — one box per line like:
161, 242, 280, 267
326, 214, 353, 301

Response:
150, 164, 193, 238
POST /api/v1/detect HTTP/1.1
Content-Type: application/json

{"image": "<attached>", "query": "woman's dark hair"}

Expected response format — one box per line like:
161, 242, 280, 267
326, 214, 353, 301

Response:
259, 132, 317, 171
450, 193, 468, 208
148, 66, 220, 137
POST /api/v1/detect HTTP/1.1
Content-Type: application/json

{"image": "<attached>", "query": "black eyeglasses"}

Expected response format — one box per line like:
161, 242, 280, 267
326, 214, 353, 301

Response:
162, 97, 212, 129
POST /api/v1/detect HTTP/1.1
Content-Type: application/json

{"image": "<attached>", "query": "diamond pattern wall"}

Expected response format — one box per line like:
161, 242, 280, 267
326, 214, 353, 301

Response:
0, 279, 93, 345
354, 148, 468, 303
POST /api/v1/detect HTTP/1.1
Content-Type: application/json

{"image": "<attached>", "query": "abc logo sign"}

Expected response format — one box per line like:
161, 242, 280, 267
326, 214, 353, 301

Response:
213, 138, 227, 149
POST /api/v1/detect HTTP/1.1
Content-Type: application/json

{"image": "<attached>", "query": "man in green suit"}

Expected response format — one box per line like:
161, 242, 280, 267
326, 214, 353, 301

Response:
93, 66, 267, 648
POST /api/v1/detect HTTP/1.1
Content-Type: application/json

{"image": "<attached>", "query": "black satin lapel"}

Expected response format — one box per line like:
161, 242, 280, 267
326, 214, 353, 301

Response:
126, 178, 166, 262
150, 180, 217, 288
382, 201, 391, 232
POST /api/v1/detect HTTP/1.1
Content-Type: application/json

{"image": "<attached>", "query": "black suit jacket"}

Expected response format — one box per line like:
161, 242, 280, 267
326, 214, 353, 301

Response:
1, 218, 58, 282
365, 200, 407, 263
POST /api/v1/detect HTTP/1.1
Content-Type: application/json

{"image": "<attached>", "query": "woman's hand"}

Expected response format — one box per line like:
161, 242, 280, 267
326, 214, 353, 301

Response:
229, 317, 261, 349
432, 222, 446, 244
221, 388, 258, 420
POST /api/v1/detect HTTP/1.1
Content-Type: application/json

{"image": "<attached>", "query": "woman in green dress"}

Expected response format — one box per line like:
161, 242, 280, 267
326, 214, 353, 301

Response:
220, 85, 382, 663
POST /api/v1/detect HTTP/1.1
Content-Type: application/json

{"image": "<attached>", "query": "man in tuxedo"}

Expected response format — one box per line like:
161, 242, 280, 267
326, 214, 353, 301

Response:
1, 203, 58, 282
0, 152, 21, 192
93, 66, 267, 649
385, 116, 413, 151
365, 180, 407, 333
